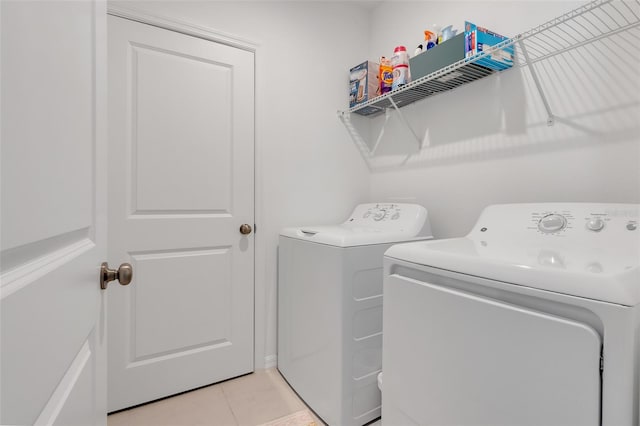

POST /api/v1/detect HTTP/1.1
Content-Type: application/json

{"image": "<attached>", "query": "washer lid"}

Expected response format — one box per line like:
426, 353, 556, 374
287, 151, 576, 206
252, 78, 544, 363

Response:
280, 203, 432, 247
385, 203, 640, 306
280, 226, 429, 247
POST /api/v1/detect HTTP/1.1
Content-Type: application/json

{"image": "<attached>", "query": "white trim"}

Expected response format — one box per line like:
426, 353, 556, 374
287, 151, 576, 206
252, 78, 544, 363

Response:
253, 46, 266, 370
264, 354, 278, 369
0, 239, 95, 300
104, 5, 267, 373
107, 4, 258, 52
34, 341, 92, 426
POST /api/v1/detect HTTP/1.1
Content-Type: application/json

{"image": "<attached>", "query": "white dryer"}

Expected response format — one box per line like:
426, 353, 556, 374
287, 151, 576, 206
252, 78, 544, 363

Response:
278, 203, 432, 426
382, 203, 640, 426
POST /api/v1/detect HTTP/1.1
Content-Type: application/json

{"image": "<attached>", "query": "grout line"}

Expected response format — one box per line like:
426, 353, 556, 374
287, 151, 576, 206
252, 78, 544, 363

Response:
220, 384, 241, 426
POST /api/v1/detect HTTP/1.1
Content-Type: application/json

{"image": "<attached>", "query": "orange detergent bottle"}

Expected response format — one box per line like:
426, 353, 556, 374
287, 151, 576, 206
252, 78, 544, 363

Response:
379, 57, 393, 95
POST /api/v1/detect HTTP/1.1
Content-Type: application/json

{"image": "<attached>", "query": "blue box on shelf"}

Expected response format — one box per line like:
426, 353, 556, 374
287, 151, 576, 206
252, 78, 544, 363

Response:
464, 21, 514, 71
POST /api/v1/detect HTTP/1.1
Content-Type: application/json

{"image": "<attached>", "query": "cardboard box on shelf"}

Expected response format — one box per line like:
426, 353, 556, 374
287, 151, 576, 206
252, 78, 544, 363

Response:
349, 60, 379, 109
464, 21, 514, 70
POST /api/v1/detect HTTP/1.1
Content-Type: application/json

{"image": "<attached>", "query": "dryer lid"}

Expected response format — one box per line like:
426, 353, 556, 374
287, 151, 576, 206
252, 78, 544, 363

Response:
280, 203, 432, 247
385, 203, 640, 306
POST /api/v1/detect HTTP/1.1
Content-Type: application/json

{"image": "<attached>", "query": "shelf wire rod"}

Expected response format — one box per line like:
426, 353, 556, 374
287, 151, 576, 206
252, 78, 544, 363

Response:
526, 20, 640, 64
539, 25, 574, 49
530, 31, 570, 56
370, 109, 392, 155
601, 4, 628, 26
337, 111, 374, 170
590, 5, 617, 31
388, 96, 425, 148
523, 37, 560, 60
616, 31, 640, 55
545, 26, 579, 48
589, 33, 637, 73
518, 39, 547, 58
515, 0, 613, 45
625, 27, 640, 40
554, 25, 585, 45
518, 40, 555, 126
569, 16, 602, 41
562, 19, 595, 42
619, 0, 640, 22
581, 13, 612, 36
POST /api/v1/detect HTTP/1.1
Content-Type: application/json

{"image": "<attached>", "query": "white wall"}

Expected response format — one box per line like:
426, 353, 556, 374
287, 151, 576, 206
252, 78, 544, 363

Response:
109, 1, 371, 368
366, 1, 640, 238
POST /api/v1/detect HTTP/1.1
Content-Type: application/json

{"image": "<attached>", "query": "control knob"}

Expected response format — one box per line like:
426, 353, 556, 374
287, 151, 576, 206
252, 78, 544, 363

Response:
538, 214, 567, 234
373, 209, 387, 221
586, 217, 605, 232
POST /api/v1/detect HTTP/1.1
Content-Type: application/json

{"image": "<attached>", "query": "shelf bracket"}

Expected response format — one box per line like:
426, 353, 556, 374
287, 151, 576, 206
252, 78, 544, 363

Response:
388, 96, 426, 148
337, 111, 373, 170
518, 40, 555, 126
370, 109, 392, 155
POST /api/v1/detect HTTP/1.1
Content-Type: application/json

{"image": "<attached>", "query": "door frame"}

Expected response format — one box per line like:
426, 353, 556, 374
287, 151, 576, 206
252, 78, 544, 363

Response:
106, 4, 267, 369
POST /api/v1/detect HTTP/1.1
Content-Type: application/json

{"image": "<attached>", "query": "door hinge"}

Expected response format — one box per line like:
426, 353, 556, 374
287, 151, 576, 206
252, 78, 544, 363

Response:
600, 347, 604, 374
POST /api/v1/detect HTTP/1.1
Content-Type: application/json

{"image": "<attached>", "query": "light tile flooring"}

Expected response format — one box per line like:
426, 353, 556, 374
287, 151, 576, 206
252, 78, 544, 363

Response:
107, 368, 327, 426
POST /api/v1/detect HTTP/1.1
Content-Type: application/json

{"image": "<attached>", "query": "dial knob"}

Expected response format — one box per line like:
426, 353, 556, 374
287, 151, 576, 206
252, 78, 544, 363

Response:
538, 214, 567, 234
373, 209, 387, 221
586, 217, 605, 232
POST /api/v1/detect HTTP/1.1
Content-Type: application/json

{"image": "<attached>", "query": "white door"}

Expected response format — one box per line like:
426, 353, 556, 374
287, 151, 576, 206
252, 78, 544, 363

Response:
107, 15, 255, 411
1, 1, 107, 425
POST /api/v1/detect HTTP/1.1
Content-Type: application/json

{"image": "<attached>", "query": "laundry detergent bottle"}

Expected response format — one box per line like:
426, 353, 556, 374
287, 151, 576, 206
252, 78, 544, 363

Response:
391, 46, 410, 90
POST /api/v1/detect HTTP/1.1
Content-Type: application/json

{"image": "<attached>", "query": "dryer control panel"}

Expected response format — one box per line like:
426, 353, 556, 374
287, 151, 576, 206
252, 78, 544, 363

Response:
467, 203, 639, 286
472, 203, 639, 238
527, 206, 638, 236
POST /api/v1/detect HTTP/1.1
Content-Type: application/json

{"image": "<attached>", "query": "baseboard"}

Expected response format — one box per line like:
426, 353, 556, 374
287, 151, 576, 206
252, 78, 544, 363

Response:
264, 354, 277, 369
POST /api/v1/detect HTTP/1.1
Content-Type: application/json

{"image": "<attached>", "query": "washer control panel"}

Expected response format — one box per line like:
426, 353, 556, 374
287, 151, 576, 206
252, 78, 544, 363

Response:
359, 204, 404, 222
345, 203, 430, 235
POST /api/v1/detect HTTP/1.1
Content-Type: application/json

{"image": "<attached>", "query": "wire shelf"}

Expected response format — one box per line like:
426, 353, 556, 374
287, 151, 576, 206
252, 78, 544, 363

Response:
513, 0, 640, 66
340, 0, 640, 118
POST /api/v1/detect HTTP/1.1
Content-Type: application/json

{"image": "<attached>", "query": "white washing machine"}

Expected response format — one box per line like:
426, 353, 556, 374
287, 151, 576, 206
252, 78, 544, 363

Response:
278, 203, 432, 426
382, 203, 640, 426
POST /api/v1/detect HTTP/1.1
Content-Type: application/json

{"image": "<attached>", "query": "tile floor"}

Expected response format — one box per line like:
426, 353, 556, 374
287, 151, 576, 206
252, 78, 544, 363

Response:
107, 368, 327, 426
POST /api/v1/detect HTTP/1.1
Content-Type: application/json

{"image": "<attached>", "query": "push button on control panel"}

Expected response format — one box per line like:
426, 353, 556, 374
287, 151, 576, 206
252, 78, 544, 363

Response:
627, 222, 638, 231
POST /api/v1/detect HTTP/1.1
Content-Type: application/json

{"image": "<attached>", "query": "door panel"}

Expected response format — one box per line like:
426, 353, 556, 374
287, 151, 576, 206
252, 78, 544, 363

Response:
383, 273, 602, 426
130, 248, 232, 359
1, 1, 107, 425
108, 15, 255, 411
132, 43, 232, 213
